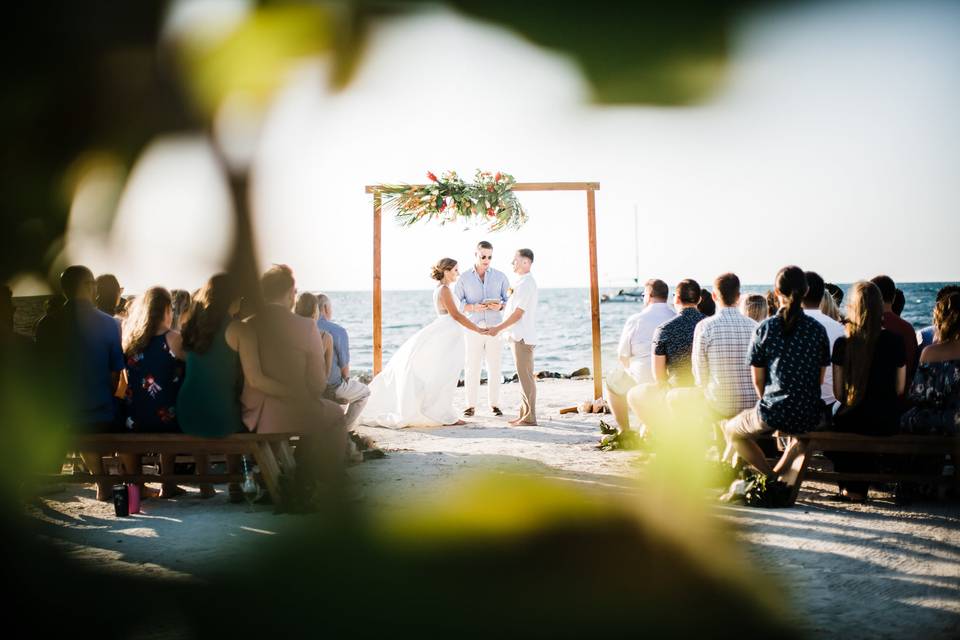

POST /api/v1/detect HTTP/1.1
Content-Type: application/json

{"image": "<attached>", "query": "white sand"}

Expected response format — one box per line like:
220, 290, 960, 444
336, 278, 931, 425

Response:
27, 379, 960, 638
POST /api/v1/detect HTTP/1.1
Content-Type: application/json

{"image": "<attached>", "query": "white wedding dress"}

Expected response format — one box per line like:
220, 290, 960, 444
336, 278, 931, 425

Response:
360, 285, 465, 428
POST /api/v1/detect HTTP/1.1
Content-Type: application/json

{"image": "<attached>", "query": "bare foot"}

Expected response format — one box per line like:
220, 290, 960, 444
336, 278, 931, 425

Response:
159, 484, 187, 499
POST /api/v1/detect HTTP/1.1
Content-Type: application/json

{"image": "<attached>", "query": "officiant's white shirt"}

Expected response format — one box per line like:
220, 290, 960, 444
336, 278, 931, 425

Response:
503, 273, 538, 345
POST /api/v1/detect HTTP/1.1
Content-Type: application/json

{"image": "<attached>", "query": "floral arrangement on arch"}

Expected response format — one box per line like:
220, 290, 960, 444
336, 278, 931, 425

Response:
380, 170, 528, 231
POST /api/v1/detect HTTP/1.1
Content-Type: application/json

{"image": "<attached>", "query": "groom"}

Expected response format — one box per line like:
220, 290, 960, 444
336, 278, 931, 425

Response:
454, 240, 510, 417
489, 248, 539, 426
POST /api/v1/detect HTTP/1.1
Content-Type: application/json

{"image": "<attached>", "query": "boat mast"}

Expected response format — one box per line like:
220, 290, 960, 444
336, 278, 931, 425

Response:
633, 204, 639, 286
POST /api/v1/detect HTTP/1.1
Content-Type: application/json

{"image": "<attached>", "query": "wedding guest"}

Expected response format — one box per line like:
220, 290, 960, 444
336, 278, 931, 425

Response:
689, 273, 758, 420
296, 292, 335, 386
35, 294, 66, 334
829, 281, 907, 501
803, 271, 845, 412
170, 289, 192, 331
765, 290, 778, 317
316, 293, 371, 428
740, 294, 768, 323
295, 292, 319, 319
121, 288, 185, 433
95, 273, 123, 317
901, 291, 960, 436
1, 286, 33, 366
696, 288, 716, 317
36, 265, 125, 501
121, 287, 208, 498
892, 288, 906, 316
627, 279, 704, 434
1, 286, 26, 345
825, 282, 844, 307
870, 275, 918, 385
722, 266, 831, 488
819, 289, 843, 323
916, 285, 960, 352
241, 265, 347, 484
177, 273, 290, 500
650, 279, 704, 388
454, 240, 510, 417
607, 279, 675, 431
490, 249, 539, 426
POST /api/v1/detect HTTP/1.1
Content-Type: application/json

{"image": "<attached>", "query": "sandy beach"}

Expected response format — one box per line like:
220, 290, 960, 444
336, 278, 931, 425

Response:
27, 379, 960, 638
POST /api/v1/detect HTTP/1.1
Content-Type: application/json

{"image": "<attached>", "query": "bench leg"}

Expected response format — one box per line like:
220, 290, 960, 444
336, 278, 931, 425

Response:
273, 440, 297, 475
253, 442, 284, 506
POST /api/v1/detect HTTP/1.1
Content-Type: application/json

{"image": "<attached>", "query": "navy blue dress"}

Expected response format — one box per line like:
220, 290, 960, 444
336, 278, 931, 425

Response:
124, 332, 184, 433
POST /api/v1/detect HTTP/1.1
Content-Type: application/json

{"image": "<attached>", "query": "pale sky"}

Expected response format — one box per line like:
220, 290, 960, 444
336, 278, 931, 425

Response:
24, 0, 959, 296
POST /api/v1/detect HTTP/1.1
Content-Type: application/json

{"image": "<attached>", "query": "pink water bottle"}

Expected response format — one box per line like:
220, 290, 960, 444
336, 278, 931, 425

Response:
127, 483, 141, 514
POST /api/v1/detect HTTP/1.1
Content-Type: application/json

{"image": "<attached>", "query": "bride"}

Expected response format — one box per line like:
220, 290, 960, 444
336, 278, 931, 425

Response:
361, 258, 485, 428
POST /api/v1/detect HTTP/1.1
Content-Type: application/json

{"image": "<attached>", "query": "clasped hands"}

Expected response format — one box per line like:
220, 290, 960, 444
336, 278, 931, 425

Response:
476, 325, 502, 336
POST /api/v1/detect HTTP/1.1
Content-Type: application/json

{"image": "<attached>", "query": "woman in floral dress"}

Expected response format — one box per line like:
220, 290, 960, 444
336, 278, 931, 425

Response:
122, 287, 206, 497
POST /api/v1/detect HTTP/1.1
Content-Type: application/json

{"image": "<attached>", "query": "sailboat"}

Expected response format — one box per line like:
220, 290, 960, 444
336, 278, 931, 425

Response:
601, 205, 644, 303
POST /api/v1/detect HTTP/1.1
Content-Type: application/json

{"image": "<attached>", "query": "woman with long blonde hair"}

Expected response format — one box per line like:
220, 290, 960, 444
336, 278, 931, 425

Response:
819, 290, 843, 323
829, 280, 907, 501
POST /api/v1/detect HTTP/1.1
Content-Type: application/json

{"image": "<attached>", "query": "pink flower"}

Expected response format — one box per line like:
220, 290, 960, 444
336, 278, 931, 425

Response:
427, 171, 438, 182
487, 208, 495, 216
495, 172, 502, 181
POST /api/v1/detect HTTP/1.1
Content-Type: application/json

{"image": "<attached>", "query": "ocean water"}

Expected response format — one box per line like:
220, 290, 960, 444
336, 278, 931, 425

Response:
12, 282, 956, 377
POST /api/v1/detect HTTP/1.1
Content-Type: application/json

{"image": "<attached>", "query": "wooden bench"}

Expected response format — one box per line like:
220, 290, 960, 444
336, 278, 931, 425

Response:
787, 431, 960, 503
55, 432, 301, 506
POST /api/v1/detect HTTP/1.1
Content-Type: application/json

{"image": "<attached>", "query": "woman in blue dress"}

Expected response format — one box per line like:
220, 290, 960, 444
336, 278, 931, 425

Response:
122, 287, 205, 497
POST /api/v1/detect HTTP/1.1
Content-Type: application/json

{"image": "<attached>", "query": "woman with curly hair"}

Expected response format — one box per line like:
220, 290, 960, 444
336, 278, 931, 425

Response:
901, 292, 960, 435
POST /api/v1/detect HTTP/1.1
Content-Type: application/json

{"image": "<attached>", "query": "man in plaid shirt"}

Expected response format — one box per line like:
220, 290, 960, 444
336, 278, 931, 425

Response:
690, 273, 758, 419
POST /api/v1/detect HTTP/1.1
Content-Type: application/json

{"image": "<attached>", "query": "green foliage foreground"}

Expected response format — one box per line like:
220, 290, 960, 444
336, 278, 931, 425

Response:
6, 473, 800, 638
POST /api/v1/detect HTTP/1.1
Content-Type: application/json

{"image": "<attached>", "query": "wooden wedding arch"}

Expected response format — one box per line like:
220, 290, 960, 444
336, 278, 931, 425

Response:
365, 181, 604, 400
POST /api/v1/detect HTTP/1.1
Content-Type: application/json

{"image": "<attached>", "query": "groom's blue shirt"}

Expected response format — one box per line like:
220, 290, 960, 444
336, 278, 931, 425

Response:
453, 266, 510, 328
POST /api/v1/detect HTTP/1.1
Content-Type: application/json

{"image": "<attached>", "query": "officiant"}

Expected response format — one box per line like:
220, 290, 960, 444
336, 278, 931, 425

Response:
453, 240, 510, 417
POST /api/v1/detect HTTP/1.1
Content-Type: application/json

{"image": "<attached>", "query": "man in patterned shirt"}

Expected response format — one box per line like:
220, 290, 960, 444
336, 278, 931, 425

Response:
690, 273, 758, 419
628, 279, 704, 434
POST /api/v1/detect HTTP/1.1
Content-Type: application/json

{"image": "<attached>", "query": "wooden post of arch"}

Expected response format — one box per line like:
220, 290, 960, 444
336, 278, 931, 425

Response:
366, 181, 603, 401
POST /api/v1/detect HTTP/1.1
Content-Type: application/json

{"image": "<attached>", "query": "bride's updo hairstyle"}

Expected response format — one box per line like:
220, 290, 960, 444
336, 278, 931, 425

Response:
430, 258, 458, 282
